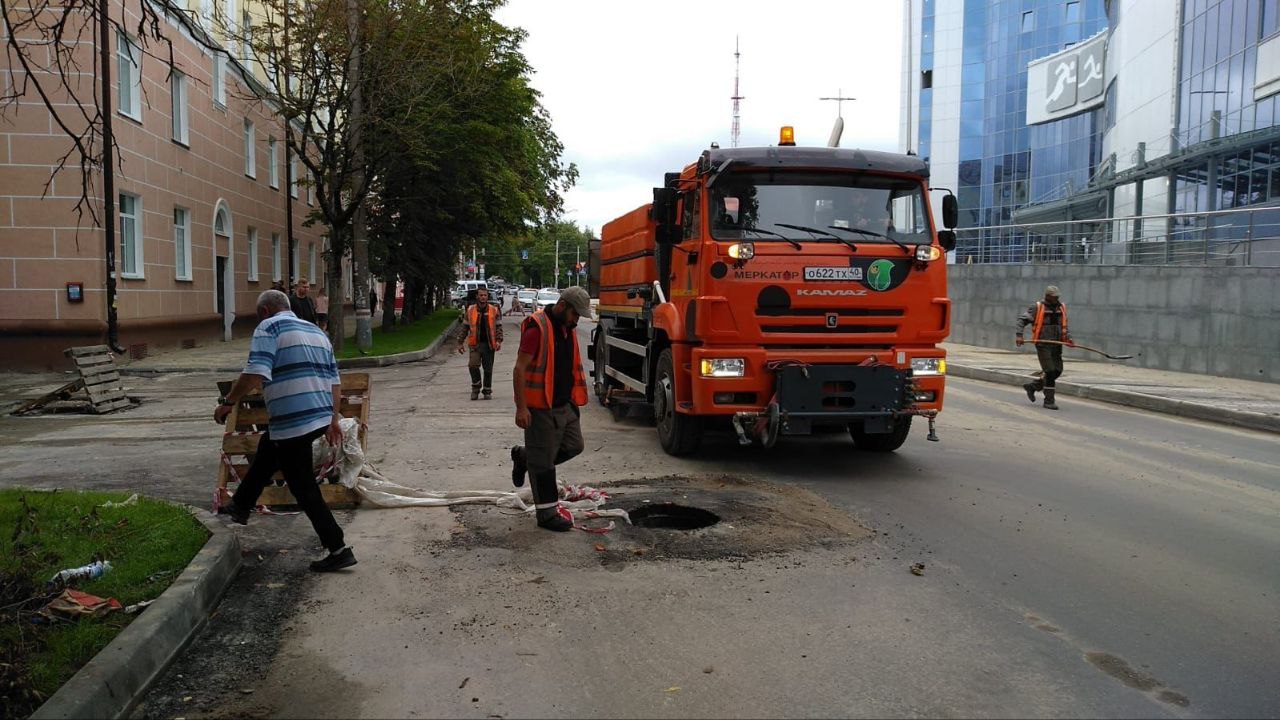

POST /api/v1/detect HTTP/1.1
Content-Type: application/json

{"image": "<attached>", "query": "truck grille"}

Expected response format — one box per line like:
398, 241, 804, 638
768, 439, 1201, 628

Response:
759, 324, 899, 334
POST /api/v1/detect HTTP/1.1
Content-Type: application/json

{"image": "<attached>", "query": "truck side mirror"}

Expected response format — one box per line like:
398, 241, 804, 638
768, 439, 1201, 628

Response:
941, 194, 958, 230
937, 230, 956, 252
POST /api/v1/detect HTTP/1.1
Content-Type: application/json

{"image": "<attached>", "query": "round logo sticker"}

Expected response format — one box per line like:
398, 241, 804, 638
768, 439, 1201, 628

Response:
867, 259, 894, 291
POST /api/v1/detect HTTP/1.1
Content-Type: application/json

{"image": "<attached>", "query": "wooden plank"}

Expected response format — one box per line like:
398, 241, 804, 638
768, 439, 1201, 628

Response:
85, 383, 126, 400
66, 345, 112, 358
10, 379, 84, 415
258, 483, 359, 508
75, 355, 116, 372
91, 397, 134, 414
235, 407, 270, 425
222, 433, 264, 454
83, 371, 122, 388
341, 373, 370, 391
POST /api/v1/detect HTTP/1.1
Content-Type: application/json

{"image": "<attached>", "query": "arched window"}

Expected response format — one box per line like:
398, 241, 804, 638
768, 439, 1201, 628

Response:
214, 207, 229, 236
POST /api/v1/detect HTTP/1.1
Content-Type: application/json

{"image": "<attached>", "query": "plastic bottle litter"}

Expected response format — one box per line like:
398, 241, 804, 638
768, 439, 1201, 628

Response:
49, 560, 112, 587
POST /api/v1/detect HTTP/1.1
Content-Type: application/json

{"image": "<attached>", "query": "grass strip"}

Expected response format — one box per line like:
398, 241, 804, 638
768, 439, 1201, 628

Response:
0, 489, 209, 711
336, 307, 460, 359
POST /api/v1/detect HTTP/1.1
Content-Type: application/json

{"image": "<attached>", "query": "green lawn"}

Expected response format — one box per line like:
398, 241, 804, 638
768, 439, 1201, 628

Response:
336, 308, 460, 359
0, 489, 209, 710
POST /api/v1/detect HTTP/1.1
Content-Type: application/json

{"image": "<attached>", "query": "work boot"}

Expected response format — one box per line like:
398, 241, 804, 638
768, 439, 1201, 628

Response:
1043, 389, 1059, 411
530, 470, 571, 531
470, 385, 480, 401
482, 389, 492, 400
310, 546, 357, 573
223, 499, 250, 526
1023, 382, 1037, 402
510, 445, 527, 487
536, 505, 573, 532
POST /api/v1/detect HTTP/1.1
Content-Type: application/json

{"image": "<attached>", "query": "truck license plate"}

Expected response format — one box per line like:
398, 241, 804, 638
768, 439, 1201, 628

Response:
804, 266, 863, 281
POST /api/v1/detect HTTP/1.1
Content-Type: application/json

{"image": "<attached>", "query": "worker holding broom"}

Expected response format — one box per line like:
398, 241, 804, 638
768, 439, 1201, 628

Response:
1015, 285, 1073, 411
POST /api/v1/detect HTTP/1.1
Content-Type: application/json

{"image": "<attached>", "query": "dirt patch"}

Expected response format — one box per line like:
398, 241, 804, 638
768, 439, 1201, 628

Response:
450, 474, 871, 563
1085, 652, 1163, 691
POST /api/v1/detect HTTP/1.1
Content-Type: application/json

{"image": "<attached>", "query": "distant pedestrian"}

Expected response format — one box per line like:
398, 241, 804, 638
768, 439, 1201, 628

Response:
290, 278, 318, 325
1016, 285, 1074, 411
509, 286, 590, 532
314, 286, 329, 332
457, 286, 504, 400
214, 289, 356, 572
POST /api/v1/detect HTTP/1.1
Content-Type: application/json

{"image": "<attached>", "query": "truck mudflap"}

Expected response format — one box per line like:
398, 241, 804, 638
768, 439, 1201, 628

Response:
729, 364, 940, 446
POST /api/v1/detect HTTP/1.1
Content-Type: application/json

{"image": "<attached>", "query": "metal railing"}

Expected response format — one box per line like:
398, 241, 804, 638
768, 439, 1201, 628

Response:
953, 206, 1280, 267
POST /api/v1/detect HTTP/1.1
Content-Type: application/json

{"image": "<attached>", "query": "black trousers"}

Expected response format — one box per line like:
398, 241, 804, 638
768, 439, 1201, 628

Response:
468, 341, 495, 391
1033, 343, 1064, 388
232, 426, 345, 552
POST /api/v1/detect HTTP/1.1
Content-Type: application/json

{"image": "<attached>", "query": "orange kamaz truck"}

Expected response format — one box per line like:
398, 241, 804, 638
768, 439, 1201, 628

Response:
589, 129, 958, 455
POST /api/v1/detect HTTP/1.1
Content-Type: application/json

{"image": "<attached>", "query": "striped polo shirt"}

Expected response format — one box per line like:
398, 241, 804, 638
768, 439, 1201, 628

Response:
243, 311, 340, 440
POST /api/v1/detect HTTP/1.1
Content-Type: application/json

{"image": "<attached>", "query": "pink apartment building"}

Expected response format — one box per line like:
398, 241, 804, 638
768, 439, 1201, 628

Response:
1, 1, 336, 370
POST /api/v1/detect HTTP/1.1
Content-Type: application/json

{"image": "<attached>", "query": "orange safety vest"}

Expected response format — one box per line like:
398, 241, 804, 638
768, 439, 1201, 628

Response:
466, 303, 498, 348
1030, 301, 1068, 342
522, 310, 588, 409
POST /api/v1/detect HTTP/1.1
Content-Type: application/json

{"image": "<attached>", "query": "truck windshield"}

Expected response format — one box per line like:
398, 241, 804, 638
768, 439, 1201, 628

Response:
710, 172, 931, 244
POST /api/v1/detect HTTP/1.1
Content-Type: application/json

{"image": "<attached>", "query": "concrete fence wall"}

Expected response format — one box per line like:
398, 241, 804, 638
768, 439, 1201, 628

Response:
946, 265, 1280, 383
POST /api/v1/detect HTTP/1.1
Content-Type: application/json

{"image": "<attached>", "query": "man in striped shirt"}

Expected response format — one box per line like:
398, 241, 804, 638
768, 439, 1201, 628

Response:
214, 289, 356, 572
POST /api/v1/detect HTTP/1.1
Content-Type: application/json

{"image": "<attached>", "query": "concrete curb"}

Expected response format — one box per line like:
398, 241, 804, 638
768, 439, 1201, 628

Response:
32, 508, 242, 720
337, 317, 461, 369
115, 318, 461, 376
949, 364, 1280, 435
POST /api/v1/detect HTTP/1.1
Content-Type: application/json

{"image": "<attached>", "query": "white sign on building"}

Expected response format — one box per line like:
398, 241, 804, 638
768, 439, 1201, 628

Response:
1027, 31, 1108, 125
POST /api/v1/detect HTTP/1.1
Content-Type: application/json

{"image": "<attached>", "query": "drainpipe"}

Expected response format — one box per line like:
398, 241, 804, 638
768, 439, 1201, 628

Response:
99, 0, 124, 353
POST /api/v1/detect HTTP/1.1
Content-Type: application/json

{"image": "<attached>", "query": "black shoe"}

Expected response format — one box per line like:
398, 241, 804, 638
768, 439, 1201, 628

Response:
223, 501, 250, 525
1023, 382, 1037, 402
510, 446, 527, 488
310, 546, 357, 573
536, 507, 573, 532
482, 390, 492, 400
470, 388, 480, 401
1043, 390, 1059, 411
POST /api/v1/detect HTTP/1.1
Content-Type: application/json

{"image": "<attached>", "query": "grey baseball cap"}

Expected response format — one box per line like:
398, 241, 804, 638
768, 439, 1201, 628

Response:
1045, 285, 1061, 296
559, 286, 592, 317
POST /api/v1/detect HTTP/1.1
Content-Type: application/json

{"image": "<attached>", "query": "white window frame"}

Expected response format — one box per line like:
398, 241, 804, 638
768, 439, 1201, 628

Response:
267, 137, 279, 188
213, 52, 226, 108
243, 118, 256, 177
117, 32, 142, 121
241, 7, 253, 66
307, 170, 314, 205
291, 241, 300, 281
271, 233, 281, 281
120, 193, 143, 279
289, 157, 298, 198
174, 206, 192, 281
171, 71, 189, 145
247, 226, 259, 281
308, 242, 317, 284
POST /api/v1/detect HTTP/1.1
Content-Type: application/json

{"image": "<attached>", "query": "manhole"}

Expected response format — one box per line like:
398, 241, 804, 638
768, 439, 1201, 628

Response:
629, 503, 720, 530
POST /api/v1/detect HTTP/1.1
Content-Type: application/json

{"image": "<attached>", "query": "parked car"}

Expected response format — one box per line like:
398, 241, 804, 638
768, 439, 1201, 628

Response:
450, 280, 488, 307
535, 289, 560, 310
516, 289, 538, 311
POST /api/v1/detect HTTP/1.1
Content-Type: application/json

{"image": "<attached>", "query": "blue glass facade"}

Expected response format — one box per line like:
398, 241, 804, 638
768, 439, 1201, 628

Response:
930, 0, 1108, 261
918, 0, 935, 163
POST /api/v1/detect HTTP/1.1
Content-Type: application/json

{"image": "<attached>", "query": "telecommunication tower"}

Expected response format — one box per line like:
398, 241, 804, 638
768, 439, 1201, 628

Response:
731, 36, 744, 148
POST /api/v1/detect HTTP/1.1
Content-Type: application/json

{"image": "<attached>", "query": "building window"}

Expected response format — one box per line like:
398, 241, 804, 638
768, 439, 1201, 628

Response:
268, 138, 279, 188
291, 241, 300, 282
290, 157, 298, 198
117, 32, 141, 120
241, 8, 253, 65
213, 52, 226, 107
120, 193, 143, 278
307, 170, 314, 205
1065, 2, 1079, 24
171, 71, 188, 145
921, 70, 933, 90
174, 207, 191, 280
308, 243, 317, 284
1021, 11, 1034, 33
244, 119, 256, 177
247, 226, 259, 281
271, 233, 281, 281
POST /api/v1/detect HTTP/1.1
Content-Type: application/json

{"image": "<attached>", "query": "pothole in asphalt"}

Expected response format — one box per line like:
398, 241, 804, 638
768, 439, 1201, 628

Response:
629, 503, 720, 530
448, 474, 870, 564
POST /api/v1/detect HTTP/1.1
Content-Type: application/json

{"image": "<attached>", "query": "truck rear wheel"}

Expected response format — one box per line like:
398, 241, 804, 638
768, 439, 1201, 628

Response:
849, 416, 912, 452
592, 331, 610, 406
655, 349, 702, 456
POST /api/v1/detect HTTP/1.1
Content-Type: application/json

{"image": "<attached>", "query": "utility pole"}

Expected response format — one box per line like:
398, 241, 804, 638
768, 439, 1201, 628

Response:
731, 36, 743, 148
575, 244, 580, 287
819, 89, 855, 148
348, 0, 371, 351
554, 235, 560, 289
98, 0, 123, 353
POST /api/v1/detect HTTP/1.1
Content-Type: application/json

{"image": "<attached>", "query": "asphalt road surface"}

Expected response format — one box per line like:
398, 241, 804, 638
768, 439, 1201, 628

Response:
3, 317, 1276, 718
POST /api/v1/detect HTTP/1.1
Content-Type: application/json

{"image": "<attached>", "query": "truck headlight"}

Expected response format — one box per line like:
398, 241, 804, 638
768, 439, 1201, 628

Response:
700, 358, 746, 377
911, 357, 946, 376
727, 242, 755, 260
915, 244, 942, 262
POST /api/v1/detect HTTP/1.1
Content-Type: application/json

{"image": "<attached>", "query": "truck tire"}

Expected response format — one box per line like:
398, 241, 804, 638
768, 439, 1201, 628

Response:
655, 348, 702, 456
592, 331, 610, 406
849, 416, 912, 452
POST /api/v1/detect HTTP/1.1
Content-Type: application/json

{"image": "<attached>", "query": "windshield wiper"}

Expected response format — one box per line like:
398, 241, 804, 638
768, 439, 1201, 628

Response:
827, 225, 910, 254
739, 227, 802, 250
773, 223, 860, 252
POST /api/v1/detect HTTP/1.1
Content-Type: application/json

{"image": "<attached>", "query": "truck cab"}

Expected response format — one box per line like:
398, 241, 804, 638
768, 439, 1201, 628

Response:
591, 136, 957, 456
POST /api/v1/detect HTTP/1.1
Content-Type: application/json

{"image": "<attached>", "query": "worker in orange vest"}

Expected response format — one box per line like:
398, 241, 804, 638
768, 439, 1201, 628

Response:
456, 287, 504, 401
1015, 285, 1074, 410
509, 287, 591, 531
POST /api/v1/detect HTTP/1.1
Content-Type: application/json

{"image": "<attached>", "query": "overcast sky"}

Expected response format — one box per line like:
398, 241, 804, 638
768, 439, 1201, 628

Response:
493, 0, 905, 235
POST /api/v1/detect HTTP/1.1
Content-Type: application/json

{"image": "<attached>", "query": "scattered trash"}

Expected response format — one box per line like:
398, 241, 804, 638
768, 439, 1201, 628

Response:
459, 677, 470, 689
526, 576, 547, 584
664, 686, 681, 693
124, 599, 155, 615
100, 493, 139, 508
631, 549, 646, 557
49, 560, 112, 587
265, 582, 286, 589
42, 588, 123, 619
239, 688, 254, 695
702, 666, 714, 674
910, 562, 926, 576
593, 543, 606, 552
182, 696, 193, 703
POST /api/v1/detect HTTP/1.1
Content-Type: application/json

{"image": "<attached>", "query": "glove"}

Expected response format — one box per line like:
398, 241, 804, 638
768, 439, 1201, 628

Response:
1065, 339, 1076, 348
1015, 336, 1024, 347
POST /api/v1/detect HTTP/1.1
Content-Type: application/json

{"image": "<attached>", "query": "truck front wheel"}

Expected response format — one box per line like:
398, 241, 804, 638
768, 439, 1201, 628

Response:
655, 349, 702, 456
849, 416, 912, 452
